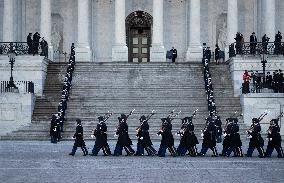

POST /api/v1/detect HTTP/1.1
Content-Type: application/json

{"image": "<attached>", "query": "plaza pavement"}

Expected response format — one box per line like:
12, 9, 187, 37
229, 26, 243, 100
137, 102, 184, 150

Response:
0, 140, 284, 183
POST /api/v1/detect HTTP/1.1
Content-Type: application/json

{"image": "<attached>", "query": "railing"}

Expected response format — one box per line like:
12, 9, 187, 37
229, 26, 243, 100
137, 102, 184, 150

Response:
229, 42, 284, 58
0, 42, 46, 57
0, 81, 34, 93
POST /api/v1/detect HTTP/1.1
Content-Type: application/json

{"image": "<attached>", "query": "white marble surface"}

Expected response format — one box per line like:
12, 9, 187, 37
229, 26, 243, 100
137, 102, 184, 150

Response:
0, 93, 35, 136
241, 93, 284, 135
0, 55, 48, 96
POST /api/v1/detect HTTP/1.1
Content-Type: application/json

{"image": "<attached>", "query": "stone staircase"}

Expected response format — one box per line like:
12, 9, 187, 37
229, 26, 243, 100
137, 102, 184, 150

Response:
0, 62, 68, 140
1, 62, 246, 141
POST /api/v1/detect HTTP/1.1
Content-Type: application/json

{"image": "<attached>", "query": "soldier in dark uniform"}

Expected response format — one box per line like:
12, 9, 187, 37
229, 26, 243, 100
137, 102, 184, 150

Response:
199, 116, 218, 157
50, 114, 60, 143
177, 117, 199, 156
170, 47, 177, 63
135, 113, 157, 156
91, 116, 112, 156
27, 33, 33, 54
228, 118, 243, 157
250, 32, 257, 55
265, 118, 284, 158
113, 113, 135, 156
215, 115, 222, 143
69, 119, 88, 156
266, 72, 273, 89
246, 118, 265, 158
220, 118, 233, 156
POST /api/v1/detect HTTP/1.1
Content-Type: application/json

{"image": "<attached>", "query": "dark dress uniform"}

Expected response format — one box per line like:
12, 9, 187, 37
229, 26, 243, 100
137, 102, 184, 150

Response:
170, 47, 177, 63
199, 117, 218, 156
50, 114, 60, 143
215, 116, 222, 143
91, 116, 111, 156
135, 115, 157, 156
220, 118, 233, 156
265, 119, 284, 158
246, 118, 265, 158
69, 119, 88, 156
157, 118, 177, 157
228, 119, 243, 157
177, 117, 199, 156
113, 114, 135, 156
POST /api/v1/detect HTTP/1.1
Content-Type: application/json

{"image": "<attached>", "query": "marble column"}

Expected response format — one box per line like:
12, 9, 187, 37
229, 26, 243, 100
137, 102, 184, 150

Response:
112, 0, 128, 62
76, 0, 92, 62
150, 0, 166, 62
226, 0, 238, 60
3, 0, 14, 42
40, 0, 53, 61
264, 0, 275, 41
186, 0, 202, 62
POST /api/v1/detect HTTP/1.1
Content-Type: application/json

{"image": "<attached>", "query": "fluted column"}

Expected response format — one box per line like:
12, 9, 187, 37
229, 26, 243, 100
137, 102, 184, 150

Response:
264, 0, 275, 40
112, 0, 128, 62
76, 0, 92, 62
3, 0, 13, 42
186, 0, 202, 62
150, 0, 166, 62
40, 0, 53, 60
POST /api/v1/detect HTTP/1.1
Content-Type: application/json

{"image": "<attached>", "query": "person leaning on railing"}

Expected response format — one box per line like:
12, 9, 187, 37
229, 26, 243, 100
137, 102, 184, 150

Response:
242, 70, 250, 94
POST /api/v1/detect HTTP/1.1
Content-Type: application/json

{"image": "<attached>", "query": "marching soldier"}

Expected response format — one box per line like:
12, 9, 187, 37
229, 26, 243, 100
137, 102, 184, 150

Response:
69, 119, 88, 156
50, 114, 60, 143
265, 116, 284, 158
157, 111, 179, 157
91, 115, 112, 156
220, 118, 233, 156
228, 118, 243, 157
199, 116, 218, 157
113, 111, 135, 156
215, 115, 222, 143
177, 116, 199, 156
135, 113, 157, 156
246, 118, 265, 158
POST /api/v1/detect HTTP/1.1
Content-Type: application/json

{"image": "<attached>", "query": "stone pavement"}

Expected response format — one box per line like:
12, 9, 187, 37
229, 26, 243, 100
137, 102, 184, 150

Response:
0, 140, 284, 183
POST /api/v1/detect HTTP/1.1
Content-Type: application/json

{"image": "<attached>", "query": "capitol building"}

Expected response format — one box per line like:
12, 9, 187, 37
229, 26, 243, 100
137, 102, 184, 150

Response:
0, 0, 283, 62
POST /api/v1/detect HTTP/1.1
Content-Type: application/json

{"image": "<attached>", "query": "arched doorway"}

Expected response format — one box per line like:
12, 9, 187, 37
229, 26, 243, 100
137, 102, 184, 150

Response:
126, 11, 152, 62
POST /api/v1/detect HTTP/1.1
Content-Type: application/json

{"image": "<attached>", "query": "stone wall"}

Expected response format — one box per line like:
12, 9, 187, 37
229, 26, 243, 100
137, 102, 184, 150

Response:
0, 93, 35, 136
0, 55, 48, 96
241, 93, 284, 135
229, 56, 284, 97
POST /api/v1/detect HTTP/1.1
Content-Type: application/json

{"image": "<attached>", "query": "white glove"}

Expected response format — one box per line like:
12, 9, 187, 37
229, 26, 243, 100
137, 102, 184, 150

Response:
114, 134, 118, 137
140, 137, 143, 140
71, 137, 75, 140
91, 135, 95, 138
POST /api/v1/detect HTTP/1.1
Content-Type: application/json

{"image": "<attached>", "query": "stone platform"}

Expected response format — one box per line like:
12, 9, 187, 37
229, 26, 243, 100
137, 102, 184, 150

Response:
0, 141, 284, 183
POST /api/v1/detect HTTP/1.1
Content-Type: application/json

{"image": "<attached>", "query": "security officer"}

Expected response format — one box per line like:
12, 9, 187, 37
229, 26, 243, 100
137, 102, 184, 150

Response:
69, 119, 88, 156
91, 116, 111, 156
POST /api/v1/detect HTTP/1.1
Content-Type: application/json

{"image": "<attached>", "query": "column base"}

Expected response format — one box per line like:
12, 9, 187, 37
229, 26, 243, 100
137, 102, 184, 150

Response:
186, 44, 203, 62
48, 46, 54, 61
150, 44, 166, 62
112, 45, 128, 62
76, 46, 92, 62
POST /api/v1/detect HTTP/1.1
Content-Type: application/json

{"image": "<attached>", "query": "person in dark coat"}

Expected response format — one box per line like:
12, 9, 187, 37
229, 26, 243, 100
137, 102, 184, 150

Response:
157, 117, 177, 157
135, 114, 157, 156
265, 118, 284, 158
69, 119, 88, 156
170, 47, 177, 63
220, 118, 233, 156
113, 113, 135, 156
50, 114, 60, 143
246, 118, 265, 158
274, 31, 282, 55
91, 116, 111, 156
250, 32, 257, 55
215, 44, 220, 64
199, 116, 218, 157
228, 118, 243, 157
262, 34, 270, 54
27, 33, 33, 54
32, 32, 40, 55
177, 117, 199, 156
40, 37, 48, 57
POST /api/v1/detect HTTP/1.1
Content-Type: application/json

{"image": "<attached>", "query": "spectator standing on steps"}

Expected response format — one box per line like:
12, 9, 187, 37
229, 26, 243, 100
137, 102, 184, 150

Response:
27, 33, 33, 54
215, 44, 220, 64
250, 32, 257, 55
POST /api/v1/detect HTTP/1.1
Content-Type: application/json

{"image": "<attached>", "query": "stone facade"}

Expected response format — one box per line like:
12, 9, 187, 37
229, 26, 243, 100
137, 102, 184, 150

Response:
0, 93, 35, 136
0, 0, 284, 61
